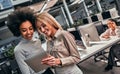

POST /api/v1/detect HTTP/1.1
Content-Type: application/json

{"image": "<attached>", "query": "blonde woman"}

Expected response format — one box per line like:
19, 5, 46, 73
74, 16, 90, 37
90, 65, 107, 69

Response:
35, 12, 83, 74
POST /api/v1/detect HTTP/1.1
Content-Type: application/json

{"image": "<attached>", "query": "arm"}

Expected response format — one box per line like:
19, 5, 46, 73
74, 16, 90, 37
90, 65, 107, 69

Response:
115, 27, 120, 37
100, 29, 110, 39
60, 31, 80, 66
14, 47, 31, 74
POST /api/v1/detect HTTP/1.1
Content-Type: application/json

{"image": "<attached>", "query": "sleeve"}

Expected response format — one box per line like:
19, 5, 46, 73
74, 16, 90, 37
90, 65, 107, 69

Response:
14, 47, 31, 74
100, 29, 110, 39
115, 27, 120, 37
60, 31, 81, 66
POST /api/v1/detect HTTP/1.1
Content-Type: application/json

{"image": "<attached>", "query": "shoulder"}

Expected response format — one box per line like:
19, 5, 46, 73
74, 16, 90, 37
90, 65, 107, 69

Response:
14, 44, 22, 54
103, 29, 110, 33
14, 41, 24, 54
57, 30, 75, 40
106, 29, 110, 31
59, 30, 72, 37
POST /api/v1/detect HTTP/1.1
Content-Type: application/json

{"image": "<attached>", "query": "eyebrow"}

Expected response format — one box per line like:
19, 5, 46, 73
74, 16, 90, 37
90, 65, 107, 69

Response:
20, 26, 33, 29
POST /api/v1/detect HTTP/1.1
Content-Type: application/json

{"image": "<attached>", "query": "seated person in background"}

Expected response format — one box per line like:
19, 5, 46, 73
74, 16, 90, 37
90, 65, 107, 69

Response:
7, 7, 53, 74
100, 19, 120, 71
35, 12, 83, 74
100, 19, 120, 40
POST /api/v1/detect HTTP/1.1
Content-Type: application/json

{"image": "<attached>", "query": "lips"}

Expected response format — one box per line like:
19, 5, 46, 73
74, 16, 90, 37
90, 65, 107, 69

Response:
27, 34, 33, 39
44, 30, 48, 35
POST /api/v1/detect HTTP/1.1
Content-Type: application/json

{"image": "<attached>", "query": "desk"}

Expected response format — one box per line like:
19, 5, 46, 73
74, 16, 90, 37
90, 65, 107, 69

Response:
42, 37, 120, 63
78, 36, 120, 63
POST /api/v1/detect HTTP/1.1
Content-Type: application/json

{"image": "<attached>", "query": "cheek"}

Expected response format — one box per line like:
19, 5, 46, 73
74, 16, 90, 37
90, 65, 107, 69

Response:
36, 26, 42, 33
48, 30, 52, 35
38, 29, 41, 34
21, 32, 26, 38
36, 22, 41, 29
113, 24, 116, 28
111, 25, 115, 28
36, 28, 41, 33
46, 27, 50, 31
108, 25, 112, 28
31, 30, 34, 35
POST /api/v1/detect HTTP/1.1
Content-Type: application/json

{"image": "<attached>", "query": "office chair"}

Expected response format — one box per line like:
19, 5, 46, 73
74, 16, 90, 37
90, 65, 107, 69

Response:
0, 62, 12, 74
67, 27, 86, 49
93, 21, 109, 62
67, 27, 81, 41
111, 44, 120, 67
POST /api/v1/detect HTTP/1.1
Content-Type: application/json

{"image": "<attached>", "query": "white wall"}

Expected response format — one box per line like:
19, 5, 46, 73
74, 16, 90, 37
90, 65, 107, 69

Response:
109, 8, 119, 19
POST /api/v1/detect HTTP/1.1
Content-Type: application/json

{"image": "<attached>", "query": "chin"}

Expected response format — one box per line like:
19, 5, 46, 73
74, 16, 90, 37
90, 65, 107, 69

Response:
26, 37, 32, 40
27, 38, 32, 40
45, 33, 51, 37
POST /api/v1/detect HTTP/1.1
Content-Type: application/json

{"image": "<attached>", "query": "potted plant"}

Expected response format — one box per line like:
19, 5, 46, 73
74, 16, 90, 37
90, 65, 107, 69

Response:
4, 46, 15, 60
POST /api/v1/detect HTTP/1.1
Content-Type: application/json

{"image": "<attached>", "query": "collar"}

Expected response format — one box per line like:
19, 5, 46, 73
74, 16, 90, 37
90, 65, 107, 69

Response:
47, 29, 62, 41
54, 29, 61, 38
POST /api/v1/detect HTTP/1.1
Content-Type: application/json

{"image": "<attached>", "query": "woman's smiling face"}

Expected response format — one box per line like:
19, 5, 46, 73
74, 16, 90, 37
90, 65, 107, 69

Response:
36, 21, 56, 37
107, 20, 117, 30
19, 21, 34, 40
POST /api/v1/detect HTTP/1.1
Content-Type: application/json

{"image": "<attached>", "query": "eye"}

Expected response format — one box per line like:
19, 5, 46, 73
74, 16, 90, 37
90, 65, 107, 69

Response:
37, 27, 41, 31
29, 26, 34, 30
37, 23, 46, 31
41, 23, 46, 28
21, 29, 27, 32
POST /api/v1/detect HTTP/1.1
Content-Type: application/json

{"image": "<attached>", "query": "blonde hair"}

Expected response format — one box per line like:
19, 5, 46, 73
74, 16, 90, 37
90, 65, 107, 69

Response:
36, 12, 63, 30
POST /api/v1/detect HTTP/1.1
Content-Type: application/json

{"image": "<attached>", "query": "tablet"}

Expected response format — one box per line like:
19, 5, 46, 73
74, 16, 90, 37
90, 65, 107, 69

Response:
24, 50, 50, 73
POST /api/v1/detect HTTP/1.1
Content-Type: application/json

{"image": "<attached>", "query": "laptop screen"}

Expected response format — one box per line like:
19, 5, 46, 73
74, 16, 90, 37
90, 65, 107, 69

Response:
0, 0, 13, 11
78, 23, 100, 42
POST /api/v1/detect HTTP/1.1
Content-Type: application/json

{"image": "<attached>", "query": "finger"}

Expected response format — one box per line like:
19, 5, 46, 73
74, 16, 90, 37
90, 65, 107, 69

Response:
47, 54, 51, 57
47, 61, 56, 66
42, 56, 55, 62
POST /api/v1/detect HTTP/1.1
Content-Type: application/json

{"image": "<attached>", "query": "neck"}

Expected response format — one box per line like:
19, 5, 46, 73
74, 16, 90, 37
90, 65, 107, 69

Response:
50, 28, 57, 38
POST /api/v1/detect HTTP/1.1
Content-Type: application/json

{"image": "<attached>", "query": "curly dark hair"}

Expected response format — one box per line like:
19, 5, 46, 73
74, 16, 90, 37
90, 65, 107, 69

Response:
7, 7, 36, 37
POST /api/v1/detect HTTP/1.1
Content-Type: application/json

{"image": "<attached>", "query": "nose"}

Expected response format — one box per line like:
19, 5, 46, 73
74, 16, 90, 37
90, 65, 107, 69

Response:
27, 29, 31, 34
41, 27, 45, 33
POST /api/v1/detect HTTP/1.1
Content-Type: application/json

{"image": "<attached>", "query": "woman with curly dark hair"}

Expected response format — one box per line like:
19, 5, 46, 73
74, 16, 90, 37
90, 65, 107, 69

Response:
7, 7, 53, 74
